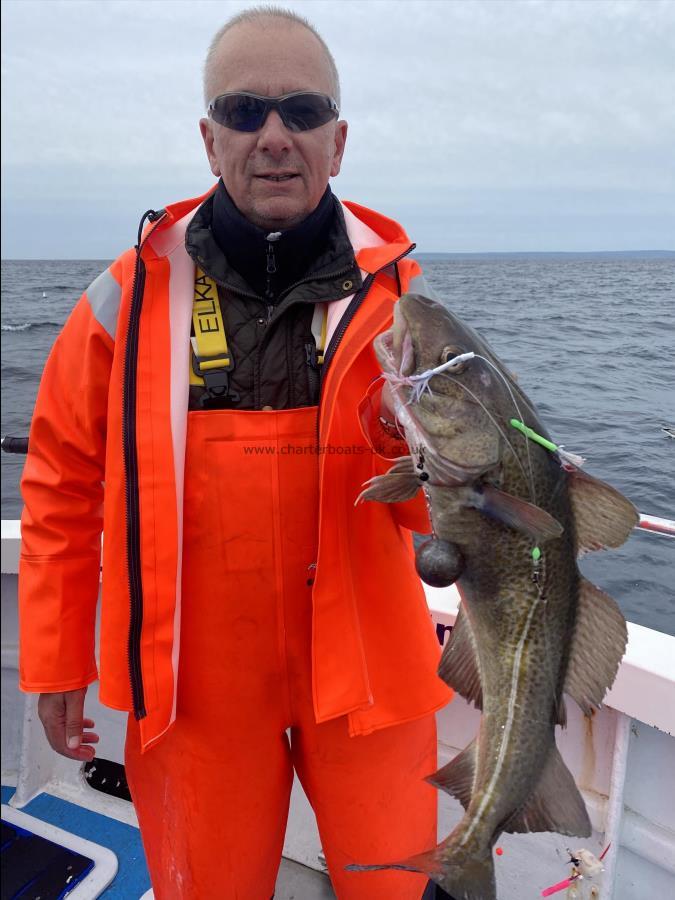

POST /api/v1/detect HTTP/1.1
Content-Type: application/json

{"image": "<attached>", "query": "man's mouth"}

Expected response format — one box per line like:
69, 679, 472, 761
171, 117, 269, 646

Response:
256, 173, 298, 182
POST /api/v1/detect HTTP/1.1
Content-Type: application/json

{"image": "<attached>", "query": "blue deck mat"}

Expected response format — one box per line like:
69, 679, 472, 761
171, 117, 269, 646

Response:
1, 786, 150, 899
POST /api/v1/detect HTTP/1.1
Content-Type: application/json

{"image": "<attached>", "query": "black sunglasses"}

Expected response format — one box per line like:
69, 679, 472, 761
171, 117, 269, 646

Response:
208, 91, 339, 133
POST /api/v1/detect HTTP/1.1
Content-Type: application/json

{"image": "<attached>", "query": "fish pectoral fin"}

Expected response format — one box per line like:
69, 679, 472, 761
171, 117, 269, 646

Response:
438, 605, 483, 708
563, 577, 628, 716
354, 457, 421, 505
425, 738, 477, 809
568, 467, 639, 555
504, 743, 591, 837
473, 484, 563, 542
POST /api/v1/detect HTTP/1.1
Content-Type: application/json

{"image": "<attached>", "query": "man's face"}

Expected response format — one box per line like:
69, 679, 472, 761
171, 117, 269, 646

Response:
200, 23, 348, 231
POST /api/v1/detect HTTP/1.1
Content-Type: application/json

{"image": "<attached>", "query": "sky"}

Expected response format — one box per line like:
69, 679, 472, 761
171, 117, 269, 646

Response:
2, 0, 674, 257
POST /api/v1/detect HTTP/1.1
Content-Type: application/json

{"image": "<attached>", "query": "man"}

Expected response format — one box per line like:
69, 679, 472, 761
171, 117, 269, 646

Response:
19, 8, 453, 899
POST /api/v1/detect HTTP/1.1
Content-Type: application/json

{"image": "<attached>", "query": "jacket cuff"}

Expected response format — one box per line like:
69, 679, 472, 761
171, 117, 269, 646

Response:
18, 555, 100, 690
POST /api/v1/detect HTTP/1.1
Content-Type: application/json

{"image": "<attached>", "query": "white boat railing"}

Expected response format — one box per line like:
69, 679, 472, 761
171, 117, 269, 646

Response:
637, 513, 675, 537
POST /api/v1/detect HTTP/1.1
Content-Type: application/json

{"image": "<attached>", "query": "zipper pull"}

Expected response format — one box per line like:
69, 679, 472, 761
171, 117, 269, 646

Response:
266, 304, 274, 324
266, 242, 277, 275
265, 233, 281, 301
266, 231, 281, 273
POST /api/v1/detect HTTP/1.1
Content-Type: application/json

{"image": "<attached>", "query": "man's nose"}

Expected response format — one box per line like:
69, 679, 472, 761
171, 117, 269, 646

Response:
256, 109, 293, 155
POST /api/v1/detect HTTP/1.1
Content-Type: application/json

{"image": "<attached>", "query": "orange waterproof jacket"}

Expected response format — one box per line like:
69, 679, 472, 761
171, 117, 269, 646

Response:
19, 188, 453, 750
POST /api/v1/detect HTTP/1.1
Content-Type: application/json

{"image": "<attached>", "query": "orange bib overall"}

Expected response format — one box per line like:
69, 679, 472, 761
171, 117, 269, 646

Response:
125, 405, 437, 899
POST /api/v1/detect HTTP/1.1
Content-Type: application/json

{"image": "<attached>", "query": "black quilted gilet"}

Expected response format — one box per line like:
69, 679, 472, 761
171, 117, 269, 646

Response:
185, 186, 362, 411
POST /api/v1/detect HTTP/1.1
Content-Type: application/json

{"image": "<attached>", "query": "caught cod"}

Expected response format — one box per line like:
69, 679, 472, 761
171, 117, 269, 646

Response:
352, 294, 638, 900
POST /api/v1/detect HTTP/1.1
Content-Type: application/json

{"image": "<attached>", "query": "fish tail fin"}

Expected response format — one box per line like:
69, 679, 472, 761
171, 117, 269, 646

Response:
504, 742, 591, 837
346, 839, 496, 900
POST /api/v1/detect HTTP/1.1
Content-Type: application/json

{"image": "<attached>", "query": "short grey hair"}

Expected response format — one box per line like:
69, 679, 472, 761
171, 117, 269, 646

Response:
203, 5, 341, 109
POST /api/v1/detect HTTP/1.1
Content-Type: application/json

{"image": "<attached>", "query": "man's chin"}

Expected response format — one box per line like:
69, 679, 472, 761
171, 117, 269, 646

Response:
246, 197, 311, 231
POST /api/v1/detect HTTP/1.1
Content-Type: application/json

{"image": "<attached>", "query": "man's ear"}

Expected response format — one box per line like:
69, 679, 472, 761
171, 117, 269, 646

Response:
200, 118, 222, 177
330, 120, 348, 178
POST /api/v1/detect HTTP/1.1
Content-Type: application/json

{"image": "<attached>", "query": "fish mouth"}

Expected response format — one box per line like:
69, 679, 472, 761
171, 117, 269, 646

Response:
377, 293, 457, 377
375, 295, 499, 486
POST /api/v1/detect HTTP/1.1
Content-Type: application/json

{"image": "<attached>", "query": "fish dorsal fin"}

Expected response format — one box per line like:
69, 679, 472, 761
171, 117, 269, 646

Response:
504, 743, 591, 837
438, 605, 483, 709
475, 485, 563, 543
354, 456, 421, 505
568, 468, 639, 555
563, 577, 628, 716
425, 738, 477, 809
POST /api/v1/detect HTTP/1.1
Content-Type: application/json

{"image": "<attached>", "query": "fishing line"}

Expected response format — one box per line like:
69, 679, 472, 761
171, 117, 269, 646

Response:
386, 348, 568, 731
384, 350, 540, 507
509, 419, 585, 469
432, 373, 535, 492
386, 352, 562, 700
468, 354, 582, 712
462, 358, 565, 704
384, 351, 476, 403
391, 367, 533, 490
470, 350, 563, 699
399, 370, 558, 708
384, 351, 566, 716
472, 354, 538, 506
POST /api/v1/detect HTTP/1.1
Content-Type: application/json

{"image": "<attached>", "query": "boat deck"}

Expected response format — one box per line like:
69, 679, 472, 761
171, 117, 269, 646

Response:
1, 785, 336, 898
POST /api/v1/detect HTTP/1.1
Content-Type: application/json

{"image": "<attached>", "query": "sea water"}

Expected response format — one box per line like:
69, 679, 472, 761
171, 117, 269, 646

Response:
2, 257, 673, 634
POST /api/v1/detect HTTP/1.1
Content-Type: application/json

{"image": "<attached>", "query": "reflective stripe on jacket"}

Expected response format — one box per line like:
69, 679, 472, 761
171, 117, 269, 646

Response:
18, 187, 453, 750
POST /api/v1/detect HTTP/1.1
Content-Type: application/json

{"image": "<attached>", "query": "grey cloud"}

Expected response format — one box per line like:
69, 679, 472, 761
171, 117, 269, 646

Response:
2, 0, 674, 255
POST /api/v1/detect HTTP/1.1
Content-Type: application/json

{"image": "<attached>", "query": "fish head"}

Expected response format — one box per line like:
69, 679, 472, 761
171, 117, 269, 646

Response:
374, 293, 524, 484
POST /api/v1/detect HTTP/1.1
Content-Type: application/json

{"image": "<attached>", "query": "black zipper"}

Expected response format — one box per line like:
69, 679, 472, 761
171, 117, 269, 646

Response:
287, 325, 296, 408
305, 342, 320, 404
246, 263, 355, 409
124, 208, 167, 720
265, 233, 280, 301
210, 263, 356, 311
122, 221, 380, 716
314, 246, 415, 450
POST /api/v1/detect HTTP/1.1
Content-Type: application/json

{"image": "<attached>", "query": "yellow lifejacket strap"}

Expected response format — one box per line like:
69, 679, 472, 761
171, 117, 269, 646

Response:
311, 303, 327, 365
190, 268, 328, 387
190, 268, 231, 386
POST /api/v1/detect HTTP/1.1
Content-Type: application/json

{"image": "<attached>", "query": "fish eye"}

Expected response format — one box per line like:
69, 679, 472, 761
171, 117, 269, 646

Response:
440, 346, 468, 373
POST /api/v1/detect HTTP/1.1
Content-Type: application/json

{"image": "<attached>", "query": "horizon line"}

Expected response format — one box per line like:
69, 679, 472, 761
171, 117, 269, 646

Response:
2, 249, 674, 262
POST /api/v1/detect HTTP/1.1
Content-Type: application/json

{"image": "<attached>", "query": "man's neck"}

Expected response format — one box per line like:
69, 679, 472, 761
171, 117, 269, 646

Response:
211, 181, 336, 301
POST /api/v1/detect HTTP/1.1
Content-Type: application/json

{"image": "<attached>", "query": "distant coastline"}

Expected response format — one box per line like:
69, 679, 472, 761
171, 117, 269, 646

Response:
2, 250, 674, 263
415, 250, 675, 261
